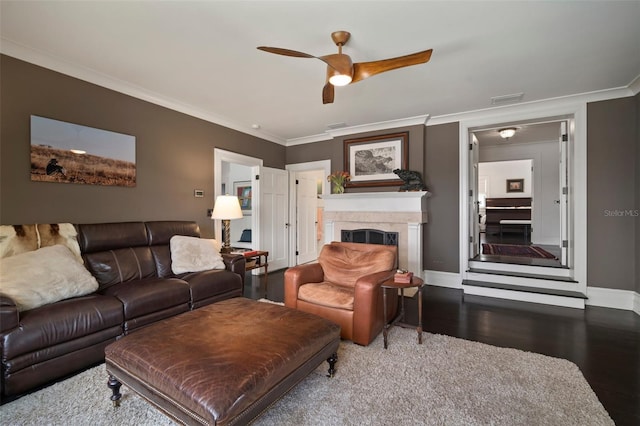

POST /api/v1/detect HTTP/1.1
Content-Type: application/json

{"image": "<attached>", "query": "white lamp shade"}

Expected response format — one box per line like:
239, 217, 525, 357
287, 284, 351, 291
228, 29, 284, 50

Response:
211, 195, 243, 220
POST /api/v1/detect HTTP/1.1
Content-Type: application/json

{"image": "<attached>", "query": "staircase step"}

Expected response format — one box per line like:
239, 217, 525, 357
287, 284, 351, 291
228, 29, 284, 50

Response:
467, 267, 578, 283
462, 279, 587, 299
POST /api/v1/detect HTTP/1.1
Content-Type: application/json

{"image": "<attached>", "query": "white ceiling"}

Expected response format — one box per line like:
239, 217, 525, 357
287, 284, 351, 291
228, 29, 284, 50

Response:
1, 1, 639, 145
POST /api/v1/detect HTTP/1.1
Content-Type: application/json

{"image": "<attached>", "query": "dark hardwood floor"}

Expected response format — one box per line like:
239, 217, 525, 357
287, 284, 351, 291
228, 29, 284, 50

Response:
246, 269, 640, 426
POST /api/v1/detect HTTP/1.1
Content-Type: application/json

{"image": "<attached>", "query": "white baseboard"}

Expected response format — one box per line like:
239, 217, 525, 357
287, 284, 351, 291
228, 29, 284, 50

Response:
422, 270, 461, 289
586, 287, 640, 315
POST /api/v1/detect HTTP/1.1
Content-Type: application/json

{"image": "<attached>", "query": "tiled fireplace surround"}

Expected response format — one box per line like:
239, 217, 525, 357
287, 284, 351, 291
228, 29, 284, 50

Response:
322, 192, 430, 275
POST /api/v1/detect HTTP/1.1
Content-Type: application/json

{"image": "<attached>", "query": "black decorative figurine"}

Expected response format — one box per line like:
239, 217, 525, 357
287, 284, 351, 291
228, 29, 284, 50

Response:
393, 169, 428, 192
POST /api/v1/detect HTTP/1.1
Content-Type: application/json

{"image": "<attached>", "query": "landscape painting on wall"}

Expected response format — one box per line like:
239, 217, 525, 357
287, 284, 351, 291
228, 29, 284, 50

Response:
30, 115, 136, 187
344, 132, 408, 187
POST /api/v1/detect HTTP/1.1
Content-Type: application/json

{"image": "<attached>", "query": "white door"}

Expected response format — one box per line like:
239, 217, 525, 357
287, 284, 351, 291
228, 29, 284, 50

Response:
295, 175, 318, 264
469, 135, 480, 258
254, 166, 289, 271
559, 121, 569, 265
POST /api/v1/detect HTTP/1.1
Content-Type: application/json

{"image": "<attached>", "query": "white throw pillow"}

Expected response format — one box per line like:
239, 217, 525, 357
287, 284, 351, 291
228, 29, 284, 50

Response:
170, 235, 226, 274
0, 244, 99, 312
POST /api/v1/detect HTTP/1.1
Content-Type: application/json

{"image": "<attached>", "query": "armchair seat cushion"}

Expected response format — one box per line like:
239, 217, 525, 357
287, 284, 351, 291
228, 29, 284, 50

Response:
298, 281, 354, 310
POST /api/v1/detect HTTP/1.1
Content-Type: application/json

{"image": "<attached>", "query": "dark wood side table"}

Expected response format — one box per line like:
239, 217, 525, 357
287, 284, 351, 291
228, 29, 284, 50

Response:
243, 250, 269, 289
381, 276, 424, 349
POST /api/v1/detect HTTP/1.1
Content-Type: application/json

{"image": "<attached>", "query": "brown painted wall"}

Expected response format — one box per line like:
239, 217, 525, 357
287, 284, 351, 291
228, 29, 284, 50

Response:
587, 96, 637, 291
287, 125, 425, 192
287, 123, 461, 273
636, 93, 640, 294
424, 123, 460, 273
0, 55, 284, 237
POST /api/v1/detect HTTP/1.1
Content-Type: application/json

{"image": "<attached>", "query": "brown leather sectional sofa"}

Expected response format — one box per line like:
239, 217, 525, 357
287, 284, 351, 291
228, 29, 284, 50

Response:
0, 221, 245, 401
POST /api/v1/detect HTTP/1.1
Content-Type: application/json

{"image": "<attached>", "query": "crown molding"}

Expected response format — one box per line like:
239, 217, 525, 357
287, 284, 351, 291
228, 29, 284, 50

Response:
286, 133, 333, 146
0, 39, 287, 146
286, 115, 430, 146
628, 73, 640, 95
427, 86, 635, 127
325, 114, 430, 138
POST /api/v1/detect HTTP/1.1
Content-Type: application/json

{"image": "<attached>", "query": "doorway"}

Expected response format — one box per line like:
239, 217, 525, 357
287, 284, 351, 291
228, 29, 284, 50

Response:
286, 160, 331, 267
469, 119, 569, 269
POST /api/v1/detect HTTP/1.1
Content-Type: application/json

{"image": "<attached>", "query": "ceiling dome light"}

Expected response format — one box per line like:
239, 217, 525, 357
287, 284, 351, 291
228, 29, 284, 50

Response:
498, 127, 517, 139
329, 74, 352, 86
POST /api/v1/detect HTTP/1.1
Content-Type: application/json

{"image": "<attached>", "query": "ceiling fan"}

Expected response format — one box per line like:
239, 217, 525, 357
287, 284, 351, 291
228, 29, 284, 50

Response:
257, 31, 433, 104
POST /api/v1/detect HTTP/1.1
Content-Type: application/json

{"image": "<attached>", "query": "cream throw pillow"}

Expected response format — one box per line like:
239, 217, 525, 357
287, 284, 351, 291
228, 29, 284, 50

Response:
170, 235, 226, 274
0, 244, 99, 312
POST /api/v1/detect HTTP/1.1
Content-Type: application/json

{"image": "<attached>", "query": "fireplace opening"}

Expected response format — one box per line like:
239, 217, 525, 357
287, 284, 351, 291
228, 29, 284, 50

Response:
341, 229, 398, 246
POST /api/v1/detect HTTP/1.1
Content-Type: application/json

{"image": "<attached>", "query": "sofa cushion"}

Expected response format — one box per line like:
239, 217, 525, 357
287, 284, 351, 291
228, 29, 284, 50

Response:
181, 269, 243, 305
0, 245, 99, 312
83, 247, 157, 290
318, 242, 396, 287
2, 294, 123, 360
99, 277, 190, 320
170, 236, 225, 274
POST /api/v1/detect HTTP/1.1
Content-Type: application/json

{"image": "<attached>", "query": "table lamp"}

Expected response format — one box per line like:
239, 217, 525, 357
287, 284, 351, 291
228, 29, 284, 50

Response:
211, 194, 243, 253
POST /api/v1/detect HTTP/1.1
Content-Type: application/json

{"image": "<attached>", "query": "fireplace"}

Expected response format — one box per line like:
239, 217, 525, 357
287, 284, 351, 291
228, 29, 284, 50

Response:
341, 229, 398, 246
322, 192, 429, 275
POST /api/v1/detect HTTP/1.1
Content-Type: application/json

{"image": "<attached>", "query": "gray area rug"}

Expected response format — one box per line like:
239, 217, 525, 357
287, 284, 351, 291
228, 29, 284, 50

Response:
1, 321, 612, 425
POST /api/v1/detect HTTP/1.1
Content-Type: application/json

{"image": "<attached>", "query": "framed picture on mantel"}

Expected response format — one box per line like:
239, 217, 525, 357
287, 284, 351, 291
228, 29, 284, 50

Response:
344, 132, 408, 187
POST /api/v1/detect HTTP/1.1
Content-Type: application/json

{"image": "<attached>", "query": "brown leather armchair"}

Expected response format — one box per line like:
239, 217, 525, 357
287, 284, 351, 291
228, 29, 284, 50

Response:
284, 241, 398, 346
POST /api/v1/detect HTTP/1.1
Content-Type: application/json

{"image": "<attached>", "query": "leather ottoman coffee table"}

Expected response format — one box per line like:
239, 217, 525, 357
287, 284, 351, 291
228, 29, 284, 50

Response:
105, 297, 340, 425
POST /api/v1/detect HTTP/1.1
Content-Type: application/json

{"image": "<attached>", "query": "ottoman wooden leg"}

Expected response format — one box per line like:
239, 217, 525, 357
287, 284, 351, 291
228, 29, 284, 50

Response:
108, 375, 122, 407
327, 353, 338, 377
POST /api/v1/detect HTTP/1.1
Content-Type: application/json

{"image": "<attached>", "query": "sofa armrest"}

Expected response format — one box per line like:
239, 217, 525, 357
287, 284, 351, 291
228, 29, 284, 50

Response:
222, 254, 246, 286
284, 263, 324, 309
0, 295, 19, 333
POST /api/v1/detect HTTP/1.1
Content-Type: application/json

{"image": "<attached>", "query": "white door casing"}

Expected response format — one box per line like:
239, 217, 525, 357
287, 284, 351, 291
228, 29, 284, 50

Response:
469, 135, 480, 258
213, 148, 262, 245
559, 120, 569, 266
458, 100, 587, 297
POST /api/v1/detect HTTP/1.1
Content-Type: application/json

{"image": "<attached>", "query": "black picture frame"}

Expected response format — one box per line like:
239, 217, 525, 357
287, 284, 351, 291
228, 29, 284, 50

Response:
506, 178, 524, 193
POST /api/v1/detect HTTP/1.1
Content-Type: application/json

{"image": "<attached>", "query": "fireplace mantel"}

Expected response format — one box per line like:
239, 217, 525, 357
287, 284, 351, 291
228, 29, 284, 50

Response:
321, 191, 430, 275
322, 191, 429, 215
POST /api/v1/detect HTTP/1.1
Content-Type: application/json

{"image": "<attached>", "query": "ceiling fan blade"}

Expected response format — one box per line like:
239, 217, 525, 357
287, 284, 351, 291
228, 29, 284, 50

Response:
351, 49, 433, 83
322, 82, 335, 104
257, 46, 316, 59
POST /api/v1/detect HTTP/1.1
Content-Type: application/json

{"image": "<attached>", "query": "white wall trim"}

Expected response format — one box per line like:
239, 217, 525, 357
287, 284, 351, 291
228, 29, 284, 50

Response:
586, 287, 640, 315
458, 97, 588, 301
423, 270, 462, 289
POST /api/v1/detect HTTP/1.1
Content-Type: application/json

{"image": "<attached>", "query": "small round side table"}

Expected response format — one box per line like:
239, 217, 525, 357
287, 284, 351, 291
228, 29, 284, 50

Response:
381, 275, 424, 349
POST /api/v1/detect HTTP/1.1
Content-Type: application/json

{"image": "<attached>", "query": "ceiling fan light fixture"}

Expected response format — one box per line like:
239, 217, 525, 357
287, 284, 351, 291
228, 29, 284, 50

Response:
329, 74, 352, 86
498, 127, 517, 139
